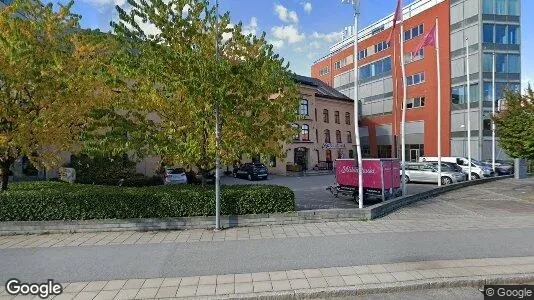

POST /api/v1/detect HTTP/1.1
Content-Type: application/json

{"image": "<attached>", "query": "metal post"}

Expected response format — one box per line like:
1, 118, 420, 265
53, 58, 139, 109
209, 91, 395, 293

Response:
353, 5, 363, 209
214, 0, 221, 231
492, 52, 496, 173
435, 18, 442, 186
466, 38, 472, 180
400, 21, 407, 195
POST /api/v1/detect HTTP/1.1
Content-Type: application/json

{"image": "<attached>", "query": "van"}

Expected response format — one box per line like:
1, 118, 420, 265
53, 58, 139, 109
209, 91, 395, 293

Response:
418, 157, 494, 179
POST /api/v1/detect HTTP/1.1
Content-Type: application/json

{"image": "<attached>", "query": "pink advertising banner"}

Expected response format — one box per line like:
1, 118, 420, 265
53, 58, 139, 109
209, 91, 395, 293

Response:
335, 159, 401, 190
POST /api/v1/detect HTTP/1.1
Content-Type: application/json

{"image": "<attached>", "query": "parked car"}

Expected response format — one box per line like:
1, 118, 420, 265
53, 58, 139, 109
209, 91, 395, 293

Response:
401, 162, 466, 185
233, 163, 269, 180
428, 161, 464, 173
163, 168, 188, 185
482, 160, 514, 175
419, 156, 494, 179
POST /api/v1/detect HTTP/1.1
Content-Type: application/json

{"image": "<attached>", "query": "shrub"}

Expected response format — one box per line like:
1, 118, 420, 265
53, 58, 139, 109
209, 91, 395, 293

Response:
0, 182, 295, 221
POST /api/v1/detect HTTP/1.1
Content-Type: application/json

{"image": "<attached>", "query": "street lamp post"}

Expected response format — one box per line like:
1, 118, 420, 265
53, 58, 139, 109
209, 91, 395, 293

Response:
214, 0, 221, 231
342, 0, 363, 209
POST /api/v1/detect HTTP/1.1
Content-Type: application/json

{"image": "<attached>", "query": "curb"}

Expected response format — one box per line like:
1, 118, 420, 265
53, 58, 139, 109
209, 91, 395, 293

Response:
0, 175, 515, 235
210, 273, 534, 300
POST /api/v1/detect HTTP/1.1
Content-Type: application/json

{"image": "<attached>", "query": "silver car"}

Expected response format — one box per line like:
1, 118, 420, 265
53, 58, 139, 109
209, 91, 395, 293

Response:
401, 163, 466, 185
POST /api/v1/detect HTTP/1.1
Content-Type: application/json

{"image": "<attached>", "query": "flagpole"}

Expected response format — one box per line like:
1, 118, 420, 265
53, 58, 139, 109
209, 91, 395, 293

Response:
466, 37, 472, 180
352, 2, 363, 209
400, 21, 407, 195
492, 52, 496, 173
435, 18, 442, 186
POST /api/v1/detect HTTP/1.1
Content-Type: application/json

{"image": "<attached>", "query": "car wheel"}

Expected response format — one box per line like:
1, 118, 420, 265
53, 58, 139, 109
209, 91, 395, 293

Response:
247, 174, 252, 181
403, 175, 410, 184
472, 173, 480, 180
441, 176, 452, 185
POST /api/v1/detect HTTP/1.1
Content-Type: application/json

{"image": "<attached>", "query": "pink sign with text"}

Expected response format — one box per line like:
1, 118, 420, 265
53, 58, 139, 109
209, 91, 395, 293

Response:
335, 159, 400, 190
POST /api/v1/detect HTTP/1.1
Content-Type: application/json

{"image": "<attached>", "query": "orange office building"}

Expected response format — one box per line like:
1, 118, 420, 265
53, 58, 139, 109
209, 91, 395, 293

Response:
311, 0, 521, 162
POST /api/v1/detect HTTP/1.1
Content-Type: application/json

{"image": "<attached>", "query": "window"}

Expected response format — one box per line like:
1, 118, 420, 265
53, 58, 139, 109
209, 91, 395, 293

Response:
334, 111, 340, 124
508, 25, 519, 44
406, 72, 425, 86
483, 24, 494, 43
404, 97, 426, 109
299, 99, 309, 116
337, 150, 343, 159
452, 84, 479, 104
349, 150, 354, 158
377, 145, 392, 158
508, 0, 519, 16
347, 131, 352, 143
374, 41, 390, 53
405, 49, 424, 64
301, 124, 310, 141
319, 67, 329, 76
358, 56, 392, 81
334, 56, 353, 69
484, 81, 521, 101
323, 109, 329, 123
508, 54, 520, 73
345, 112, 351, 125
358, 49, 367, 60
336, 130, 342, 143
496, 53, 506, 72
292, 124, 300, 140
403, 24, 424, 41
495, 0, 506, 15
483, 119, 492, 131
483, 0, 494, 14
324, 129, 331, 143
495, 24, 507, 44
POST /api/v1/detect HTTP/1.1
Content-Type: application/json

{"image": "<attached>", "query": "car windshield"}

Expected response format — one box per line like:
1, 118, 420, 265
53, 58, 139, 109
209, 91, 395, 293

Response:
170, 168, 185, 174
253, 164, 266, 170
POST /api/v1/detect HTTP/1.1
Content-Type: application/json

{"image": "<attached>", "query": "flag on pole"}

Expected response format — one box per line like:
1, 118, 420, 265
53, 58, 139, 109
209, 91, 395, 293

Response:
413, 24, 436, 55
387, 0, 403, 43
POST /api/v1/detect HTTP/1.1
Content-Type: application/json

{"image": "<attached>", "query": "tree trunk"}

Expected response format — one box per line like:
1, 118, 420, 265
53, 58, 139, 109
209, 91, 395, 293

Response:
0, 160, 12, 192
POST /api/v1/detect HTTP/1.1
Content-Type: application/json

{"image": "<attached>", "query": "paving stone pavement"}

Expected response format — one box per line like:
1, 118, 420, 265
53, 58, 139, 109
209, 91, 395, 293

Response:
1, 256, 533, 299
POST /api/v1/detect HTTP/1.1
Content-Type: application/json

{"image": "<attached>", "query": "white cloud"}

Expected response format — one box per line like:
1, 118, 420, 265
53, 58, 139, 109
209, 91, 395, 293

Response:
309, 41, 321, 49
271, 40, 285, 49
274, 4, 299, 23
271, 25, 305, 44
294, 47, 304, 53
312, 31, 343, 43
81, 0, 125, 7
243, 17, 259, 36
182, 4, 191, 17
303, 2, 312, 14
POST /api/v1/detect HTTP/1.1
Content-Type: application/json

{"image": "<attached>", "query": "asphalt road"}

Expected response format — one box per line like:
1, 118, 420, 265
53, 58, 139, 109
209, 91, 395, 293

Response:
221, 175, 436, 210
2, 227, 534, 283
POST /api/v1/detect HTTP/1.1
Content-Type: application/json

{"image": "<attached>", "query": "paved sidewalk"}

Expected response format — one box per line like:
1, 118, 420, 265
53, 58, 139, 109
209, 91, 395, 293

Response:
1, 256, 533, 299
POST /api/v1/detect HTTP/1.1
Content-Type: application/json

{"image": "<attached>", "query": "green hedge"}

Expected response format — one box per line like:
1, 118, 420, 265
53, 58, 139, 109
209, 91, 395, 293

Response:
0, 182, 295, 221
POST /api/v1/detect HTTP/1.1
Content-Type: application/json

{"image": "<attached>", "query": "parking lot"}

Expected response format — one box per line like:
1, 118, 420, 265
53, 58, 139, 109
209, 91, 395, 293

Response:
221, 174, 436, 210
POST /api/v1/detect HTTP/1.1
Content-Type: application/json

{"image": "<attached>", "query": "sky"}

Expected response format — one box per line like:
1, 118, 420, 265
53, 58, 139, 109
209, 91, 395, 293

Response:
66, 0, 533, 91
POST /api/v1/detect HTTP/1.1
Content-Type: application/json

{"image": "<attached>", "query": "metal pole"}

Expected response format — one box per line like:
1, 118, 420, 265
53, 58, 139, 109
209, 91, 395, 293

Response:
436, 18, 442, 186
400, 21, 407, 195
214, 0, 221, 231
352, 3, 363, 209
492, 52, 496, 173
466, 38, 472, 180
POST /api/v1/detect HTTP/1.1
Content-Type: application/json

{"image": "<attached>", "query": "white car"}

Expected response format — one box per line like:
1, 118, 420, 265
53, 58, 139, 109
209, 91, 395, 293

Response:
163, 168, 188, 185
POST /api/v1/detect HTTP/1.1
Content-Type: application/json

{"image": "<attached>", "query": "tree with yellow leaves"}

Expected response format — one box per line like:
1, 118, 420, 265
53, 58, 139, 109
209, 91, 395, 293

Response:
0, 0, 121, 190
97, 0, 300, 183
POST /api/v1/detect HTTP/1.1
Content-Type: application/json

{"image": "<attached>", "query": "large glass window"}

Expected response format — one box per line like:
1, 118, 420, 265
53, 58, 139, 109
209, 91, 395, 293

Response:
483, 0, 494, 13
495, 24, 507, 44
452, 86, 465, 104
508, 25, 519, 44
483, 53, 493, 72
508, 54, 520, 73
336, 130, 342, 143
496, 53, 506, 73
508, 0, 519, 16
358, 56, 392, 81
483, 24, 494, 43
495, 0, 506, 15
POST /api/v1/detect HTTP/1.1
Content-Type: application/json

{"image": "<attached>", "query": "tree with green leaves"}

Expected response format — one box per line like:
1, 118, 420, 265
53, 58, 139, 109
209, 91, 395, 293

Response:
493, 86, 534, 159
102, 0, 299, 183
0, 0, 122, 190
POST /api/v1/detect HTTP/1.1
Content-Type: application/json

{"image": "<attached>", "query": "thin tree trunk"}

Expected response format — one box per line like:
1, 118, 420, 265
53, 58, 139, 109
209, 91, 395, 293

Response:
0, 160, 12, 191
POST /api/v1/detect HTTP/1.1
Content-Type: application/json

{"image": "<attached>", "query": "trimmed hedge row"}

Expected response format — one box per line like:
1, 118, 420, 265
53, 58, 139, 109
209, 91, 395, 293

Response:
0, 182, 295, 221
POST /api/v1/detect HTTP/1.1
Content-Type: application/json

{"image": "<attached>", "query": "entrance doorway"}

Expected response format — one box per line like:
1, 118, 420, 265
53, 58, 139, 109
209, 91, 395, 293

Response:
294, 148, 308, 171
410, 149, 420, 162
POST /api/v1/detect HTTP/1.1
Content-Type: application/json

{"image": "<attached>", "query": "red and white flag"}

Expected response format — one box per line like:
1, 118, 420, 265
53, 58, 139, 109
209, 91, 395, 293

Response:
387, 0, 403, 43
412, 24, 436, 55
